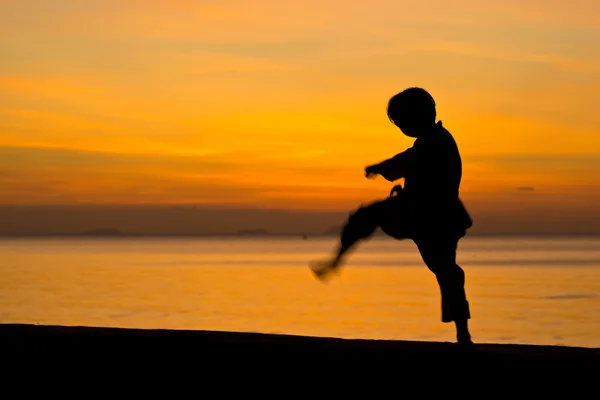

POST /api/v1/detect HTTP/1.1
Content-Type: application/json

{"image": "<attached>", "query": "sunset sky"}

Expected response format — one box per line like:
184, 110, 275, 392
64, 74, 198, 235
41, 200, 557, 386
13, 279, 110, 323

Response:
1, 0, 600, 233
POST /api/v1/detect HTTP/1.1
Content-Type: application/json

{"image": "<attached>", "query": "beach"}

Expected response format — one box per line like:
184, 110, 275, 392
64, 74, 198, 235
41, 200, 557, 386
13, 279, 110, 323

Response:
2, 323, 599, 392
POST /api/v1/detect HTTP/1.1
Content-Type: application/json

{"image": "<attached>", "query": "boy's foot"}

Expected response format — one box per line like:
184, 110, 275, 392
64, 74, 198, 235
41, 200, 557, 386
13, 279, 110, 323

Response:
309, 259, 341, 282
310, 266, 330, 282
455, 341, 475, 353
456, 335, 475, 350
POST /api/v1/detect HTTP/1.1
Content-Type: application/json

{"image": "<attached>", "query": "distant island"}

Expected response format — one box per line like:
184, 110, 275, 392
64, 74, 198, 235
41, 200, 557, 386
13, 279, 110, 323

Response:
3, 204, 600, 237
323, 225, 386, 237
236, 229, 314, 239
237, 228, 271, 236
324, 226, 341, 235
82, 228, 123, 236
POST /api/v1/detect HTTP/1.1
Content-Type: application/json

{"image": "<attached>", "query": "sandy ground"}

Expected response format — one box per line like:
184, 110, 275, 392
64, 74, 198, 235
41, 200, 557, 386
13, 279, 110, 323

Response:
2, 323, 598, 392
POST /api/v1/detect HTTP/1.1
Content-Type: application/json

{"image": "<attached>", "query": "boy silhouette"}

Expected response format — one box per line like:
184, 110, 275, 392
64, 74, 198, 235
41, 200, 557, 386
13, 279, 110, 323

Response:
311, 87, 474, 345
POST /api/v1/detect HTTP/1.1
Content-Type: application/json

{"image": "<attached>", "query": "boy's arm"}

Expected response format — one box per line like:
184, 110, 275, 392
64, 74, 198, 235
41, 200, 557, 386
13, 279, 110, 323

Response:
365, 148, 413, 182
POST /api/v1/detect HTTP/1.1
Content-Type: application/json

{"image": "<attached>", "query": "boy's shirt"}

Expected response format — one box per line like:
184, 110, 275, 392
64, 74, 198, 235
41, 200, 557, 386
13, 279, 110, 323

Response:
404, 121, 461, 203
379, 121, 472, 236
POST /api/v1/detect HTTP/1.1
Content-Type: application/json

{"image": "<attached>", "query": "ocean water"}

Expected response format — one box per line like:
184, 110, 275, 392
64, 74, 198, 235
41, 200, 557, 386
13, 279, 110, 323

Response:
1, 236, 599, 348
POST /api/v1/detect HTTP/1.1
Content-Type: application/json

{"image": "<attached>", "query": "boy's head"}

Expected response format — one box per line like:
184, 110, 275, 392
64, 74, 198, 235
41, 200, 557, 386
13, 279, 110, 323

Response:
387, 87, 436, 138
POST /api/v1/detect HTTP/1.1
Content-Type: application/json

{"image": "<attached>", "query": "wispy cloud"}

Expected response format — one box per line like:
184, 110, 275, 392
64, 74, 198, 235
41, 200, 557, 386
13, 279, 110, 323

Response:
1, 0, 600, 214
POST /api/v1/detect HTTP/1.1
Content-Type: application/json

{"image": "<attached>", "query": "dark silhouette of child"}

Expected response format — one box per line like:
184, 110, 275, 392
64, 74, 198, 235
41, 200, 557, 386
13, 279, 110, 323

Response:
311, 87, 474, 345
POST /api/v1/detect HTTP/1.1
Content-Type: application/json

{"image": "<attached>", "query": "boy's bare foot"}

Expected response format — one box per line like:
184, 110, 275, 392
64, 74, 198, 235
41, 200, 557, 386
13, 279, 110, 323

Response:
456, 330, 474, 349
455, 339, 475, 352
309, 259, 342, 282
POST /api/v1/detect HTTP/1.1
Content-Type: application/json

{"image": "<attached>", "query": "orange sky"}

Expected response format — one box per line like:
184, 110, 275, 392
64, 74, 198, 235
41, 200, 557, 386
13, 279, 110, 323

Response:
1, 0, 600, 221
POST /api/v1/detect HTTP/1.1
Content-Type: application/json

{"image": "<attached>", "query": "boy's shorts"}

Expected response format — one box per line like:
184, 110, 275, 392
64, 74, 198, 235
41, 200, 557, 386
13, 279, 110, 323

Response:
365, 191, 472, 241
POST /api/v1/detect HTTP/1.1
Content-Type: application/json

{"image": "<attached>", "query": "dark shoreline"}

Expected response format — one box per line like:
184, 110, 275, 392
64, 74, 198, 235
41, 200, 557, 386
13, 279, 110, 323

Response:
2, 324, 599, 381
4, 323, 598, 352
3, 324, 599, 393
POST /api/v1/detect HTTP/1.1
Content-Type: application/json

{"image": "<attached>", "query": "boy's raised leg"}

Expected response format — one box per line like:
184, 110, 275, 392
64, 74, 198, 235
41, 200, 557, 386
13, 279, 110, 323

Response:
310, 201, 385, 281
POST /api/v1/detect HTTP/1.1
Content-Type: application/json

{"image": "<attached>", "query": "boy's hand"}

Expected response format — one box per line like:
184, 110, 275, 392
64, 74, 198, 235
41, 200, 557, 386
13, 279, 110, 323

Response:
365, 164, 380, 179
366, 161, 403, 182
365, 150, 410, 182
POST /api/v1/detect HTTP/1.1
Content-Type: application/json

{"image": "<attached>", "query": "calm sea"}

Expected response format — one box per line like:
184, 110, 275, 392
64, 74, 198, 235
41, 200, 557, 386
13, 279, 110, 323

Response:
1, 236, 599, 347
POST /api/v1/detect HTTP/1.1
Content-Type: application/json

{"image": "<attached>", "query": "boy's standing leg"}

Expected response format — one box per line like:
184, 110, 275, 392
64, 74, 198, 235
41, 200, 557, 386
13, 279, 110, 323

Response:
413, 235, 472, 344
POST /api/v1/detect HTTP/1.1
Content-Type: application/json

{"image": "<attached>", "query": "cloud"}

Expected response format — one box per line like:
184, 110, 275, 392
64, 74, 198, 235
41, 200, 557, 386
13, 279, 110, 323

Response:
516, 186, 536, 191
2, 0, 600, 213
0, 145, 387, 208
470, 154, 600, 173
